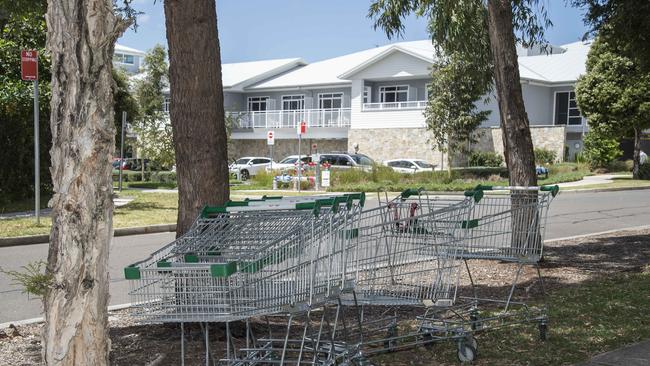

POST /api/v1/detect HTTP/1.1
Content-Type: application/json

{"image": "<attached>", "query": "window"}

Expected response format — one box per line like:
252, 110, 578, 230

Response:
554, 91, 582, 125
162, 97, 171, 113
251, 158, 270, 164
379, 85, 408, 103
363, 86, 372, 104
248, 96, 269, 112
318, 93, 343, 109
113, 53, 135, 65
282, 95, 305, 110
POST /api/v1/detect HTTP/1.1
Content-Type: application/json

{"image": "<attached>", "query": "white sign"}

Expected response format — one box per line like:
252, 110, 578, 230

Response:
267, 130, 275, 145
321, 170, 330, 187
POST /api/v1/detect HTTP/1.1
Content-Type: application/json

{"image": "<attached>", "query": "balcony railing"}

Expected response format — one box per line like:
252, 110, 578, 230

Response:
227, 108, 351, 129
362, 101, 428, 111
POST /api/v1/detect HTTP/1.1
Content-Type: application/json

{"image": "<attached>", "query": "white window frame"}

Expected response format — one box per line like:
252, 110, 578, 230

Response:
247, 96, 270, 112
113, 53, 135, 65
379, 85, 409, 103
363, 86, 372, 104
554, 91, 583, 126
281, 94, 305, 110
162, 96, 171, 113
318, 92, 343, 109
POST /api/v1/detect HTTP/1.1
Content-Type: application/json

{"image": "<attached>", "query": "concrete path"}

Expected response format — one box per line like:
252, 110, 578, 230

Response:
557, 174, 628, 188
580, 340, 650, 366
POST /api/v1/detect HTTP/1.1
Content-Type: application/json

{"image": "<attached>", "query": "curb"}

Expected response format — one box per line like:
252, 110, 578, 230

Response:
558, 185, 650, 194
0, 224, 176, 248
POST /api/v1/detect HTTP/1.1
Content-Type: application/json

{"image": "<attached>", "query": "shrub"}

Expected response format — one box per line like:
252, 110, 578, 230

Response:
454, 167, 508, 179
151, 171, 176, 183
250, 170, 275, 187
468, 151, 504, 167
638, 163, 650, 180
534, 148, 557, 165
582, 129, 622, 169
605, 159, 632, 173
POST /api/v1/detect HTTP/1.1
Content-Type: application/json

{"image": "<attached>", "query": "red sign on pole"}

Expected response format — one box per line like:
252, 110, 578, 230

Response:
297, 121, 307, 135
267, 130, 275, 145
21, 50, 38, 81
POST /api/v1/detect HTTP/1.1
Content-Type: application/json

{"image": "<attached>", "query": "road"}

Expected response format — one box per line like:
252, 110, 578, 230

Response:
1, 189, 649, 324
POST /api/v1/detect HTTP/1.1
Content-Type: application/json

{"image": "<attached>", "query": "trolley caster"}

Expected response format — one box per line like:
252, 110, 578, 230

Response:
383, 325, 398, 352
538, 322, 548, 341
420, 333, 435, 350
457, 342, 477, 363
470, 310, 482, 331
464, 334, 478, 353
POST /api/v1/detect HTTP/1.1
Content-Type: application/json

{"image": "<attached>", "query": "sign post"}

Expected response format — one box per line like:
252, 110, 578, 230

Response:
119, 112, 127, 192
267, 130, 275, 170
297, 121, 306, 192
22, 50, 39, 224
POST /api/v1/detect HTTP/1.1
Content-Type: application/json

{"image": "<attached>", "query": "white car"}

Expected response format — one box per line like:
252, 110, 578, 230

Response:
384, 159, 437, 173
274, 155, 313, 172
229, 157, 274, 180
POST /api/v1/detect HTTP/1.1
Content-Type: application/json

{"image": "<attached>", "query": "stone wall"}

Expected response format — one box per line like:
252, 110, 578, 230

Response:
471, 126, 566, 163
230, 138, 348, 161
347, 128, 445, 168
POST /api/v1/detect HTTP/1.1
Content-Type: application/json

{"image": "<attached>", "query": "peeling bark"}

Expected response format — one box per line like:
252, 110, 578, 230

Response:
43, 0, 129, 364
486, 0, 537, 187
486, 0, 538, 253
164, 0, 230, 236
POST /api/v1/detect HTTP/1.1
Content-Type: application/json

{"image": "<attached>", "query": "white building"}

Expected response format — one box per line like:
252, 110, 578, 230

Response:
177, 40, 592, 164
113, 44, 146, 74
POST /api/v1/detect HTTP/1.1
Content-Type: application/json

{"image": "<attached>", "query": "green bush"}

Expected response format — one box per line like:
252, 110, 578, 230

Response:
250, 170, 275, 187
127, 181, 177, 189
454, 167, 508, 179
150, 171, 176, 183
468, 151, 504, 167
605, 159, 633, 173
534, 148, 557, 165
582, 129, 622, 169
638, 163, 650, 180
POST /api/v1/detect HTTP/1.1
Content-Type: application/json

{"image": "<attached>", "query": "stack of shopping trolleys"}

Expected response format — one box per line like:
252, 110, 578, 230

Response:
124, 185, 559, 365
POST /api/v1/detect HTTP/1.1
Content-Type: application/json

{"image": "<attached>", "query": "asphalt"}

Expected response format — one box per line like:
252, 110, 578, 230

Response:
1, 189, 650, 324
579, 340, 650, 366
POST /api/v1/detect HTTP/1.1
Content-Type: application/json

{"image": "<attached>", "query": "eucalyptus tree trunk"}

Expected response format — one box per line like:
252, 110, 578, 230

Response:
486, 0, 537, 187
486, 0, 538, 255
43, 0, 129, 364
164, 0, 230, 236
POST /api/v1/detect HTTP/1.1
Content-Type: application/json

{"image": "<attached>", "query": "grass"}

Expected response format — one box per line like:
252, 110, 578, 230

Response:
0, 190, 178, 238
0, 189, 322, 238
373, 269, 650, 365
326, 165, 588, 193
0, 194, 52, 215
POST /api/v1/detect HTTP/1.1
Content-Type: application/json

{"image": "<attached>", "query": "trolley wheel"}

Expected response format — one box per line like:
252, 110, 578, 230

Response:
465, 334, 478, 354
457, 343, 477, 363
539, 322, 548, 341
420, 333, 435, 350
240, 169, 250, 181
383, 325, 398, 352
470, 311, 482, 331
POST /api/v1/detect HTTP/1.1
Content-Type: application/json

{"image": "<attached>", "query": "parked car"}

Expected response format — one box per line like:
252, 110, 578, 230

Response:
275, 155, 313, 172
384, 159, 437, 173
112, 158, 129, 170
229, 157, 274, 180
319, 153, 375, 171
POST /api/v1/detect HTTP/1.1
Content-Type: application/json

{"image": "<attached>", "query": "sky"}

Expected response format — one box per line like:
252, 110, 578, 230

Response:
118, 0, 590, 64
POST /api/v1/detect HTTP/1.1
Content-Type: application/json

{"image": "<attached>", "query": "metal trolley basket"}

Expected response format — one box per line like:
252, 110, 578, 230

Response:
124, 193, 364, 324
